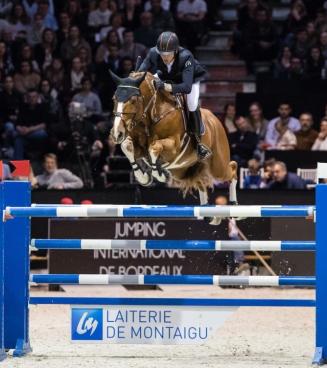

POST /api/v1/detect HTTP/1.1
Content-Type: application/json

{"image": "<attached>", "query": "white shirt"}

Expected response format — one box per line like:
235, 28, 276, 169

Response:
88, 8, 112, 27
312, 137, 327, 151
265, 117, 300, 147
177, 0, 207, 15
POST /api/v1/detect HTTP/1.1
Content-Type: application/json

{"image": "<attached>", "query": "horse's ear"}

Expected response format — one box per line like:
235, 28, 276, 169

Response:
109, 69, 122, 85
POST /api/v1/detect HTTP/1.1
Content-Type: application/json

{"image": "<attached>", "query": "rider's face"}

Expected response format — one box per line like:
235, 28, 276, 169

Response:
160, 53, 175, 65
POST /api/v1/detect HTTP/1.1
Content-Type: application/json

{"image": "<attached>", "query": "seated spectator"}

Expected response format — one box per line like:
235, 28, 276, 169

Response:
72, 77, 103, 123
273, 46, 292, 79
312, 117, 327, 150
320, 31, 327, 59
119, 29, 147, 60
221, 103, 237, 133
247, 102, 267, 140
88, 0, 112, 30
295, 112, 318, 149
315, 8, 327, 33
291, 28, 311, 59
76, 46, 95, 77
243, 158, 262, 189
122, 0, 142, 30
176, 0, 207, 52
306, 46, 324, 80
117, 56, 134, 77
64, 0, 87, 31
34, 28, 59, 71
260, 158, 275, 188
283, 0, 308, 36
149, 0, 175, 34
60, 26, 92, 63
99, 13, 125, 44
134, 12, 159, 48
56, 12, 71, 44
229, 116, 258, 167
12, 89, 49, 159
0, 41, 14, 79
27, 13, 45, 46
8, 3, 30, 40
264, 103, 300, 149
36, 0, 58, 31
16, 44, 40, 72
241, 7, 278, 74
274, 120, 297, 150
34, 153, 83, 189
95, 29, 121, 64
286, 56, 305, 80
64, 56, 85, 95
13, 61, 41, 94
44, 58, 65, 92
306, 21, 318, 48
39, 78, 62, 123
236, 0, 259, 32
267, 161, 307, 189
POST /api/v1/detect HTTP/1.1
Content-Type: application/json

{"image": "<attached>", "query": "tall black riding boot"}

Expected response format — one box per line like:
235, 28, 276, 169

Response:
189, 108, 212, 160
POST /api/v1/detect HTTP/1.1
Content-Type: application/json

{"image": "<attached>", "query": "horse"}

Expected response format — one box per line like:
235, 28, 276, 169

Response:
109, 71, 238, 222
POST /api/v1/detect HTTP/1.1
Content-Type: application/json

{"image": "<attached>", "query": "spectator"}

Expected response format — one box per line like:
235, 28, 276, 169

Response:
283, 0, 308, 36
60, 25, 92, 62
17, 44, 40, 72
99, 13, 125, 44
13, 61, 41, 94
295, 112, 318, 149
36, 0, 58, 31
285, 56, 305, 80
291, 28, 311, 59
12, 89, 49, 159
95, 29, 121, 64
0, 41, 14, 79
77, 46, 94, 76
273, 46, 292, 79
306, 21, 318, 48
34, 28, 58, 71
312, 117, 327, 150
315, 8, 327, 33
64, 0, 86, 31
122, 0, 142, 30
241, 7, 278, 73
134, 12, 159, 48
221, 103, 237, 133
149, 0, 175, 34
117, 56, 134, 77
27, 13, 46, 46
44, 58, 65, 92
236, 0, 259, 31
119, 29, 147, 60
35, 153, 84, 189
0, 0, 12, 17
8, 3, 30, 39
243, 158, 262, 189
267, 161, 307, 189
56, 12, 71, 44
64, 56, 85, 95
176, 0, 207, 52
229, 116, 258, 167
274, 120, 297, 150
247, 102, 267, 140
306, 46, 324, 80
88, 0, 112, 29
264, 103, 300, 148
260, 158, 275, 188
39, 78, 62, 122
72, 77, 103, 123
320, 31, 327, 59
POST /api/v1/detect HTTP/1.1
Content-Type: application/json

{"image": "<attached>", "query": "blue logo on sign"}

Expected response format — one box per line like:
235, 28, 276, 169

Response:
71, 308, 103, 340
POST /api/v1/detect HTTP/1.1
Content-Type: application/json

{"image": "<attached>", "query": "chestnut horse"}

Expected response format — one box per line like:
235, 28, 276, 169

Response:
110, 71, 238, 219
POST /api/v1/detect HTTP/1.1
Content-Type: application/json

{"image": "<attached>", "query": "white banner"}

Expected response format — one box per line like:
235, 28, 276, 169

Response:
71, 305, 237, 344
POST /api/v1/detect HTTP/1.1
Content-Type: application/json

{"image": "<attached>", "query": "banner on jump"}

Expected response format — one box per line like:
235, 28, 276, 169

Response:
71, 305, 236, 344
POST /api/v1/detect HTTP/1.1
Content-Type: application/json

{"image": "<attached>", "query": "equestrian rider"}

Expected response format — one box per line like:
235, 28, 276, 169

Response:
138, 31, 212, 160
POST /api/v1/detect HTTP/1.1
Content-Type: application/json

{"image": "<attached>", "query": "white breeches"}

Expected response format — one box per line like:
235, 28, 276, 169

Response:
186, 82, 200, 111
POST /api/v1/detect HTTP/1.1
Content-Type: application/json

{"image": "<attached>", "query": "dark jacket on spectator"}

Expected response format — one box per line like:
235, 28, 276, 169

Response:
0, 89, 22, 123
229, 130, 258, 161
295, 129, 318, 150
17, 102, 49, 128
267, 172, 307, 189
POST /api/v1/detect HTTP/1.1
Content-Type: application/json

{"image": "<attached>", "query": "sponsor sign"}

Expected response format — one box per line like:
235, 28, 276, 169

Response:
71, 305, 236, 344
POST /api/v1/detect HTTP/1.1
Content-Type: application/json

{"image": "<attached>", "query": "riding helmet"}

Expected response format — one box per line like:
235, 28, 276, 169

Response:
156, 31, 179, 54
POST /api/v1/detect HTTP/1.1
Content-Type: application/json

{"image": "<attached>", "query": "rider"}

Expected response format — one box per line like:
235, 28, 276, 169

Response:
138, 31, 211, 160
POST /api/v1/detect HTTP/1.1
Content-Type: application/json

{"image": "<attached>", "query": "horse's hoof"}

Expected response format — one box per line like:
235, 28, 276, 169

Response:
208, 216, 222, 226
229, 201, 238, 206
135, 172, 153, 187
141, 175, 153, 187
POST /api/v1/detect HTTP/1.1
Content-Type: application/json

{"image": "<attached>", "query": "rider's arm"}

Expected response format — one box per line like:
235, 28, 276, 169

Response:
171, 57, 194, 94
138, 52, 153, 72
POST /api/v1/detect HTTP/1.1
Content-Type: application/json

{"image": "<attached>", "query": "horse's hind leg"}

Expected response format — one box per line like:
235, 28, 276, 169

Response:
121, 136, 153, 186
228, 161, 238, 205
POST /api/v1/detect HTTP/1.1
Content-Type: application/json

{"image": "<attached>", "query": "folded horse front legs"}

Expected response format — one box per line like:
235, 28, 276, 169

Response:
149, 137, 176, 183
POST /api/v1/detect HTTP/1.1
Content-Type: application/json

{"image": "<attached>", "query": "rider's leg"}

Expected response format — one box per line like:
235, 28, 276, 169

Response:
187, 83, 212, 160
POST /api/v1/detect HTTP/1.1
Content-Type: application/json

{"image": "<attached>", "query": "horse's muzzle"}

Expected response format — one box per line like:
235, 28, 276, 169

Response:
110, 129, 125, 144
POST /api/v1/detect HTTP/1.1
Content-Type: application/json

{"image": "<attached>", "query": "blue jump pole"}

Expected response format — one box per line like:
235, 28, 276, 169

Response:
314, 184, 327, 365
0, 181, 31, 358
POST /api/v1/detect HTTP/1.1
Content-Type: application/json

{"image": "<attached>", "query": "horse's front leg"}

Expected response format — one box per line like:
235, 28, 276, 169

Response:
149, 137, 176, 183
121, 136, 152, 186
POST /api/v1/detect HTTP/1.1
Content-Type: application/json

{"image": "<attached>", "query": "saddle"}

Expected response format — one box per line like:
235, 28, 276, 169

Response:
175, 94, 205, 135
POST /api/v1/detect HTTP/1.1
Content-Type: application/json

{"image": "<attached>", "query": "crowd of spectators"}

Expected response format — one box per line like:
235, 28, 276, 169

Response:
232, 0, 327, 78
0, 0, 211, 187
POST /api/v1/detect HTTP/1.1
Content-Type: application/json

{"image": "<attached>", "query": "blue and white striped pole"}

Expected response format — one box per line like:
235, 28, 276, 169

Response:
29, 274, 316, 286
30, 239, 316, 251
5, 205, 315, 218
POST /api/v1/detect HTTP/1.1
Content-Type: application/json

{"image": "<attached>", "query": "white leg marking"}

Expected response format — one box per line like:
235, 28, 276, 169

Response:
229, 178, 238, 203
113, 102, 124, 140
149, 146, 167, 183
121, 137, 151, 186
198, 189, 208, 205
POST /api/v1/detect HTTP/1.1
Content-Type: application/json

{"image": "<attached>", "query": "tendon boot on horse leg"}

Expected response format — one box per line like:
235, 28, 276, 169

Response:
188, 108, 212, 161
149, 140, 169, 183
121, 137, 153, 186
